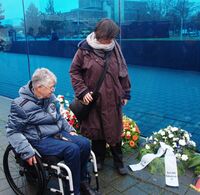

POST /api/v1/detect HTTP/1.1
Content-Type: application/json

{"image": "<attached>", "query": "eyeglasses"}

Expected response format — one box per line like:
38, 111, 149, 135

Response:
42, 85, 56, 92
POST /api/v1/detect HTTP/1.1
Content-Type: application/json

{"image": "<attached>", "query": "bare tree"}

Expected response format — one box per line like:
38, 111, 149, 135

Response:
22, 3, 41, 37
165, 0, 196, 38
46, 0, 55, 14
0, 3, 4, 20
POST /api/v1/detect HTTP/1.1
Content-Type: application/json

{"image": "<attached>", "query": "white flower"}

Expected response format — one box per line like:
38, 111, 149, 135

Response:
173, 137, 179, 141
175, 153, 181, 159
65, 100, 69, 107
168, 133, 174, 138
57, 95, 64, 103
158, 129, 163, 134
181, 154, 188, 161
189, 140, 196, 147
126, 131, 131, 136
184, 133, 190, 141
166, 125, 172, 130
172, 142, 177, 148
160, 131, 165, 136
179, 139, 186, 146
145, 145, 150, 150
171, 127, 179, 132
132, 127, 136, 132
153, 141, 157, 145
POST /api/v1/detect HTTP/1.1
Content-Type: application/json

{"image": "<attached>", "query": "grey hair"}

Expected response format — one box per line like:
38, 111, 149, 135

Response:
31, 68, 57, 88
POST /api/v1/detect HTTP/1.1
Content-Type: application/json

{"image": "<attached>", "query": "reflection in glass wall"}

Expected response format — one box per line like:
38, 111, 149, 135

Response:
22, 0, 110, 40
0, 0, 30, 97
0, 0, 200, 148
121, 0, 200, 39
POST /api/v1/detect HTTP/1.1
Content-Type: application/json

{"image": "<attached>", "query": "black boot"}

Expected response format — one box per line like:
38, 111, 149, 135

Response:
80, 181, 97, 195
110, 143, 128, 176
92, 140, 106, 171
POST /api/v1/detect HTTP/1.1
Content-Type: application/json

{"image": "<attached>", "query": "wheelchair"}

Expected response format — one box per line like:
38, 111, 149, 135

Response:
3, 144, 99, 195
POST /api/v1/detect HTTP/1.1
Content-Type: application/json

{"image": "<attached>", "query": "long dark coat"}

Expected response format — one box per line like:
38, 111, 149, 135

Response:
70, 41, 131, 146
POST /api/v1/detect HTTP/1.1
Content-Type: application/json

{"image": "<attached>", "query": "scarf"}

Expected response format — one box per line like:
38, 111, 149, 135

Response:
86, 32, 115, 51
86, 32, 128, 78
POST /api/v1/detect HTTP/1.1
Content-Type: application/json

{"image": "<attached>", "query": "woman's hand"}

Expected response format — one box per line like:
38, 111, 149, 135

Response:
83, 92, 93, 105
26, 155, 37, 166
121, 99, 128, 106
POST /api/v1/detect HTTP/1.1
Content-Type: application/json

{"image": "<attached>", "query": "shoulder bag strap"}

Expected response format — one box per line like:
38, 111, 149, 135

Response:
92, 51, 111, 97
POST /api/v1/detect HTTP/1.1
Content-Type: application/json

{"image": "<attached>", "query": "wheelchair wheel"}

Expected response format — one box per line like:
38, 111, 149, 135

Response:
3, 145, 46, 195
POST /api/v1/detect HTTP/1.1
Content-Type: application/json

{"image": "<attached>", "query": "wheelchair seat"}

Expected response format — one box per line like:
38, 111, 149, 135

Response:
3, 144, 99, 195
41, 155, 61, 165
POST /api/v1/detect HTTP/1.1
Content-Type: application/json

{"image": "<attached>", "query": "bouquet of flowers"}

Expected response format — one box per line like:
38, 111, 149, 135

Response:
121, 115, 140, 150
139, 125, 197, 175
57, 95, 80, 132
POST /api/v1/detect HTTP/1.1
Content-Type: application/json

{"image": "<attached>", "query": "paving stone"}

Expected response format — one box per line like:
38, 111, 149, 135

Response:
0, 188, 15, 195
0, 177, 12, 191
147, 175, 166, 188
137, 180, 165, 194
164, 184, 188, 194
185, 187, 200, 195
111, 175, 138, 192
122, 186, 149, 195
106, 189, 122, 195
97, 179, 116, 195
130, 169, 152, 181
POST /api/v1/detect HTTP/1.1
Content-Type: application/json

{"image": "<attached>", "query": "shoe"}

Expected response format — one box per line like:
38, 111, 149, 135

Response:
116, 166, 128, 175
80, 181, 96, 195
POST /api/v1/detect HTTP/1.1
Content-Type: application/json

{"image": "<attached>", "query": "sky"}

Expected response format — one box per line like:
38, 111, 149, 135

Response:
1, 0, 78, 25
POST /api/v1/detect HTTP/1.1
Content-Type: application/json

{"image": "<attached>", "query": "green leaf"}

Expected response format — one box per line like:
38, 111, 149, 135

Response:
188, 155, 200, 168
148, 158, 165, 175
194, 166, 200, 175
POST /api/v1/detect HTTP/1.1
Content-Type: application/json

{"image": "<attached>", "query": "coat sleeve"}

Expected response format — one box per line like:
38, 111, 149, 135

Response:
61, 117, 76, 132
70, 49, 90, 99
6, 101, 35, 160
119, 75, 131, 100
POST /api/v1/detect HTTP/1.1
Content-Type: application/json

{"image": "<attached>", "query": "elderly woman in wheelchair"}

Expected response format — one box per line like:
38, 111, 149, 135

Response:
4, 68, 99, 195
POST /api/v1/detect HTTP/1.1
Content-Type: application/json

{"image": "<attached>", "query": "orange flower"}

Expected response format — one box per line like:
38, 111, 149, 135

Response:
129, 141, 135, 148
132, 135, 138, 141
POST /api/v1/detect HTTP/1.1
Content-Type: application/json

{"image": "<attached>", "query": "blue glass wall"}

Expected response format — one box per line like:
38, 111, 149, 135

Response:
0, 0, 200, 148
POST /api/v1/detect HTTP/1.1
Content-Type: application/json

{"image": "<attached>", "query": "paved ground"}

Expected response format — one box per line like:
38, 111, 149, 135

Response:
0, 95, 199, 195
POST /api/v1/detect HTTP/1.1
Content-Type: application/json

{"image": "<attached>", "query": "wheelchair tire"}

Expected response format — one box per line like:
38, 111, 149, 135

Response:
3, 144, 46, 195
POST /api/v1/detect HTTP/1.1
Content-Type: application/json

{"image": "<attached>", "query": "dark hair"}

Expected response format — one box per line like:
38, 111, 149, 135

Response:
94, 18, 120, 40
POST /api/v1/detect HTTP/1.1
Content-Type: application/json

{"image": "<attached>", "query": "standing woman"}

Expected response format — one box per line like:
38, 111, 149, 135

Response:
70, 18, 131, 175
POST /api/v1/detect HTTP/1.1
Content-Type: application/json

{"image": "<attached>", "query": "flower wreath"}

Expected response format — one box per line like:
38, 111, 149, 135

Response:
139, 126, 197, 175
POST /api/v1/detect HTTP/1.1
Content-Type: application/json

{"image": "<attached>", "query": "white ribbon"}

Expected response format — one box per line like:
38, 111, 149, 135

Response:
129, 142, 179, 187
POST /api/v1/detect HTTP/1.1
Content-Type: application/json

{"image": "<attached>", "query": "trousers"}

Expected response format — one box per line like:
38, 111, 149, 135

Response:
30, 130, 90, 195
92, 140, 124, 168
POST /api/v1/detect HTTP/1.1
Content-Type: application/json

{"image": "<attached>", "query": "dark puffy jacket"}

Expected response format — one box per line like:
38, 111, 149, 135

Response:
6, 81, 74, 160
